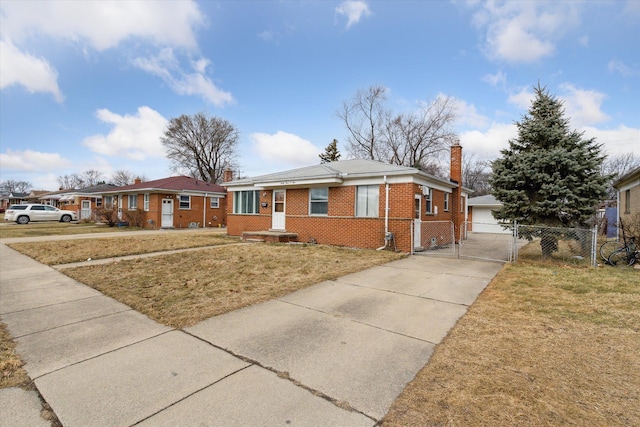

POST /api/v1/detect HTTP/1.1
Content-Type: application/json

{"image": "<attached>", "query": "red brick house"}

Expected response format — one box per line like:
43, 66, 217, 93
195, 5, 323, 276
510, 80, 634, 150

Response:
224, 142, 468, 252
40, 184, 117, 220
101, 176, 227, 229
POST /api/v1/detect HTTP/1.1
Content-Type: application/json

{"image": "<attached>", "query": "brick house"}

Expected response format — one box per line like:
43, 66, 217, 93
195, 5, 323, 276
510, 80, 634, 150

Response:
613, 166, 640, 231
40, 184, 117, 220
101, 176, 227, 229
224, 142, 468, 252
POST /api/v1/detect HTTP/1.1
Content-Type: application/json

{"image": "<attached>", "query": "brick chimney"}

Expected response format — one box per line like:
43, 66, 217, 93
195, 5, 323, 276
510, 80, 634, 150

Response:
450, 139, 463, 242
450, 139, 462, 185
134, 177, 142, 185
223, 169, 234, 183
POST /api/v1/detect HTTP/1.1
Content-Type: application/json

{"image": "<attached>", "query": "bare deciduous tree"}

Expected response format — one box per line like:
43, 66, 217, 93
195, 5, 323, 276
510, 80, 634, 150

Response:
464, 153, 492, 196
338, 86, 458, 171
337, 85, 388, 160
81, 169, 104, 187
111, 169, 142, 186
161, 112, 239, 183
0, 179, 32, 194
601, 152, 640, 199
57, 173, 83, 190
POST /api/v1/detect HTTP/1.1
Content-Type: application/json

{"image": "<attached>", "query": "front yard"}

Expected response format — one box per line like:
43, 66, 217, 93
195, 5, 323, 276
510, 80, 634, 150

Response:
2, 229, 639, 425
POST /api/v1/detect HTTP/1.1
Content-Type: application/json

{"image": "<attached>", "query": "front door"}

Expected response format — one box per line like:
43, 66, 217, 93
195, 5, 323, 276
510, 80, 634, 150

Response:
161, 199, 174, 228
272, 190, 286, 230
413, 195, 422, 249
81, 200, 91, 220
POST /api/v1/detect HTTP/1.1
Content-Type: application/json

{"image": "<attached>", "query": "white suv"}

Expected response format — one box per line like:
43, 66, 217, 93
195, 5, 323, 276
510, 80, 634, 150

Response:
4, 204, 78, 224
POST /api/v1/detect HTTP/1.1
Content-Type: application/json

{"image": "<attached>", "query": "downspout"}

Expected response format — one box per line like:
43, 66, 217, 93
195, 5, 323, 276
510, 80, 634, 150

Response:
377, 176, 390, 250
203, 193, 208, 229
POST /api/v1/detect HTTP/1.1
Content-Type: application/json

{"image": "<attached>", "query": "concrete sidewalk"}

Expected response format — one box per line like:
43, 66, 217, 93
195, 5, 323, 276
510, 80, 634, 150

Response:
0, 242, 502, 426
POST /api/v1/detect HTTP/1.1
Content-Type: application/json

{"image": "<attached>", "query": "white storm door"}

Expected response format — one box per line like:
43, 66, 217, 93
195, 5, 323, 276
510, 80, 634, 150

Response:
413, 195, 422, 249
272, 190, 286, 230
117, 195, 123, 219
161, 199, 174, 228
81, 200, 91, 219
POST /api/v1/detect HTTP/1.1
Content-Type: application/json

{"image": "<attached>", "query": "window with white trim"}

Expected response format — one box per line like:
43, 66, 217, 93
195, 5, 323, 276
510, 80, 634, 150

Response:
96, 197, 102, 208
444, 193, 449, 211
356, 185, 379, 217
128, 194, 137, 210
460, 196, 465, 213
104, 196, 113, 209
625, 190, 631, 214
210, 197, 220, 209
179, 195, 191, 209
233, 190, 259, 214
143, 194, 149, 211
424, 188, 432, 213
309, 188, 328, 215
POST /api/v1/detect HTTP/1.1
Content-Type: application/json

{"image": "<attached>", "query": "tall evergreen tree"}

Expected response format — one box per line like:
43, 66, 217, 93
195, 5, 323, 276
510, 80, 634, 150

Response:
490, 85, 608, 254
319, 139, 341, 163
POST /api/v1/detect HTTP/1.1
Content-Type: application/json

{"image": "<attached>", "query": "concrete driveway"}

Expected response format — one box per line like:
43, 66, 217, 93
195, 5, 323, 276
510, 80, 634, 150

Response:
0, 238, 503, 426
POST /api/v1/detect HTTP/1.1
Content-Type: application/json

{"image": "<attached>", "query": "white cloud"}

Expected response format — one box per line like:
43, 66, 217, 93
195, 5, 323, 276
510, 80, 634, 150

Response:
0, 0, 204, 51
82, 106, 168, 160
0, 148, 71, 172
582, 125, 640, 157
251, 131, 321, 166
336, 1, 372, 29
507, 87, 534, 110
134, 49, 234, 106
559, 83, 609, 127
459, 123, 517, 159
607, 59, 640, 77
0, 39, 63, 102
454, 98, 490, 129
468, 2, 580, 63
482, 70, 507, 87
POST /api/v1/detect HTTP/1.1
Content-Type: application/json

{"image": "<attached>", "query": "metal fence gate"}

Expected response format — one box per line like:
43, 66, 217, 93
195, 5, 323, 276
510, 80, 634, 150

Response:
459, 221, 522, 263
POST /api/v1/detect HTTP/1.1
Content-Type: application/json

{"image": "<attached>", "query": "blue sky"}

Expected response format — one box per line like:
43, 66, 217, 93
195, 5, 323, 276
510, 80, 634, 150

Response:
1, 0, 639, 190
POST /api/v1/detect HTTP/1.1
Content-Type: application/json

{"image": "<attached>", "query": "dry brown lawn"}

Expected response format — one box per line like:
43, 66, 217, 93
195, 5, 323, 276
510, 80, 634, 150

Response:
62, 244, 404, 328
0, 322, 30, 388
382, 262, 640, 426
0, 222, 133, 239
7, 232, 238, 265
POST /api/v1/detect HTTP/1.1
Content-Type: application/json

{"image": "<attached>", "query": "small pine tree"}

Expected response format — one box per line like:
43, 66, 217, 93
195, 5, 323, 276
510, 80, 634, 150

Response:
319, 139, 341, 163
490, 84, 609, 256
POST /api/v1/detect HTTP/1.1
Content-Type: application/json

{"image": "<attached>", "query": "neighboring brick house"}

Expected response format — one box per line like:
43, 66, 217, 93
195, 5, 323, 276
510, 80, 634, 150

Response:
224, 143, 468, 252
101, 176, 227, 229
613, 166, 640, 230
46, 184, 118, 220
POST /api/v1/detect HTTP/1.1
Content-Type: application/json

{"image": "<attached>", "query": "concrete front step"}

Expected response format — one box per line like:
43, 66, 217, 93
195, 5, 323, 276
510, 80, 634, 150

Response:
242, 231, 298, 243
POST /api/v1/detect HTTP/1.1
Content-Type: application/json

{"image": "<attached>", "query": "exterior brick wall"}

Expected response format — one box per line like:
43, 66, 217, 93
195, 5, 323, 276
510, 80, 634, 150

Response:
226, 182, 455, 252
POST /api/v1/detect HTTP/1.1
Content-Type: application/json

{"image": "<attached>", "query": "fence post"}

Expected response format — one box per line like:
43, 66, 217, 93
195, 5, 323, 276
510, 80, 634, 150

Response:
591, 224, 598, 267
512, 221, 518, 263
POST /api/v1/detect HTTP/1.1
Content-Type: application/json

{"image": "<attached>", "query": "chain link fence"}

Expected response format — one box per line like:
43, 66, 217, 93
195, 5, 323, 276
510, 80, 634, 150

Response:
411, 220, 598, 266
515, 224, 597, 266
459, 221, 523, 262
411, 220, 455, 256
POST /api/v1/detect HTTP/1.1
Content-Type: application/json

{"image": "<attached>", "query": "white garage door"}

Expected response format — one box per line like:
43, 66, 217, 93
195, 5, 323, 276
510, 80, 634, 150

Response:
472, 207, 510, 233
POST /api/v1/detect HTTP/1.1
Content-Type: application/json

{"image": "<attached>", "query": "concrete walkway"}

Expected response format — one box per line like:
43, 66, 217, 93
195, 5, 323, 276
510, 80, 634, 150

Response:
0, 237, 503, 426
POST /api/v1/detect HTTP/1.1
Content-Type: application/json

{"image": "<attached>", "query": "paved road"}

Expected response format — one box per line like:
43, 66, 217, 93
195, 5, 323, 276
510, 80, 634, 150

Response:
0, 233, 503, 426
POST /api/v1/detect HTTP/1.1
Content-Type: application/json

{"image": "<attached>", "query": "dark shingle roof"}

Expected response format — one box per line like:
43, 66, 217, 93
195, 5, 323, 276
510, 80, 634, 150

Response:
103, 176, 226, 194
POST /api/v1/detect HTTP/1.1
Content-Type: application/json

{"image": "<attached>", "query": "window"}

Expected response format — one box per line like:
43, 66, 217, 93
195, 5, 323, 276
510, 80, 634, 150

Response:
625, 190, 631, 214
233, 190, 259, 214
424, 188, 432, 213
96, 197, 102, 208
460, 196, 465, 213
210, 197, 219, 209
128, 194, 137, 210
104, 196, 113, 209
309, 188, 328, 215
356, 185, 379, 217
143, 194, 150, 211
179, 195, 191, 209
444, 193, 449, 211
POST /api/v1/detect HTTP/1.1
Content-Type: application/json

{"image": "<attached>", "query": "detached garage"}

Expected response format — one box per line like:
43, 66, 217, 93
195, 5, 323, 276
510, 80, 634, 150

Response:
467, 195, 510, 234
